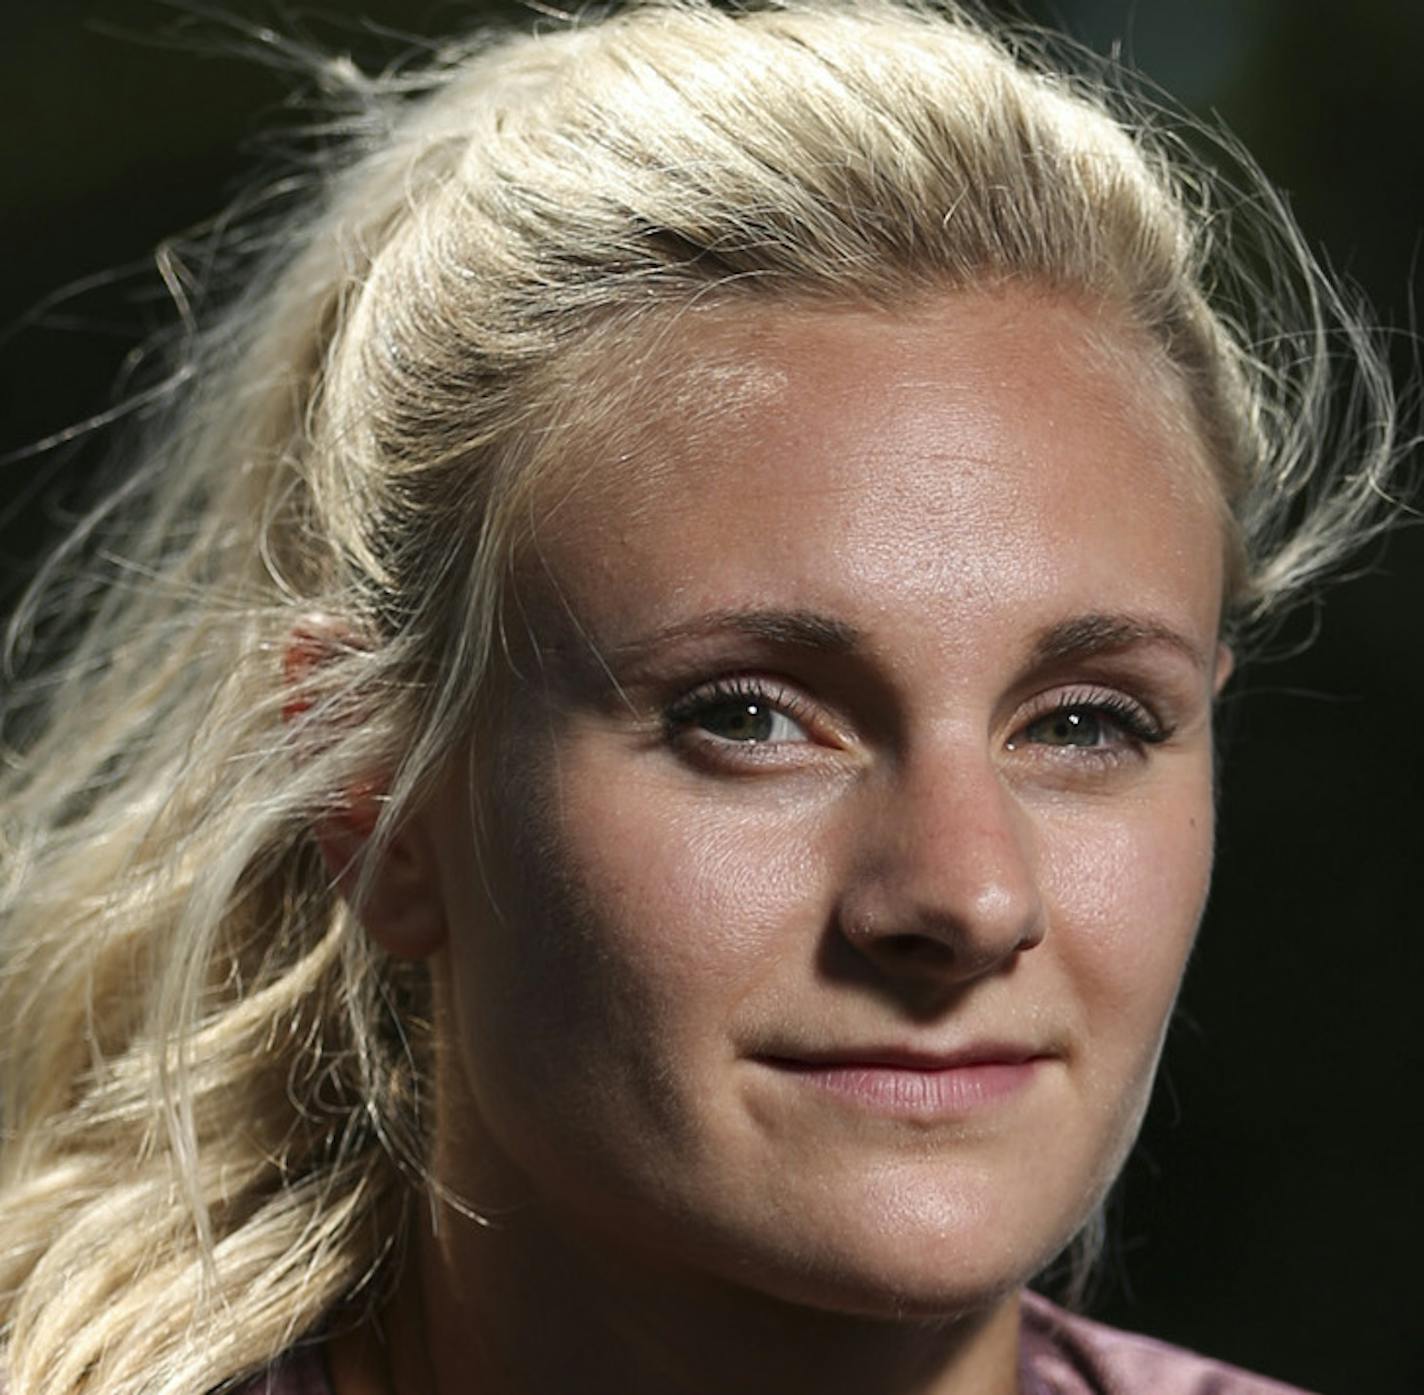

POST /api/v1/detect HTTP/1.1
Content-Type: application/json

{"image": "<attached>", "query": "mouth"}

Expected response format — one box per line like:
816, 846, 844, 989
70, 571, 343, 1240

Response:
752, 1043, 1054, 1118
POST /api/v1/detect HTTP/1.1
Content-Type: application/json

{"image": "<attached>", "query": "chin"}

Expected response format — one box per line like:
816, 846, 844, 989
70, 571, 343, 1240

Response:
657, 1179, 1089, 1324
708, 1241, 1046, 1327
780, 1266, 1030, 1325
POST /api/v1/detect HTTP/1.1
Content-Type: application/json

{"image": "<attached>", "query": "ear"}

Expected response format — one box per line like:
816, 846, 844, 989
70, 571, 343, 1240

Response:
1212, 642, 1235, 696
283, 623, 448, 960
314, 796, 448, 960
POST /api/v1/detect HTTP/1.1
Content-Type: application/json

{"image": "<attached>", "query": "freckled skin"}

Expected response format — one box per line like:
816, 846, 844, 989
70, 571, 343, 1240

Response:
397, 289, 1230, 1394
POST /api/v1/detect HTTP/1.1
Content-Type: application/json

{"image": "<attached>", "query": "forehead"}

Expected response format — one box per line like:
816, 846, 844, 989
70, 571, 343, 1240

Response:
525, 290, 1226, 654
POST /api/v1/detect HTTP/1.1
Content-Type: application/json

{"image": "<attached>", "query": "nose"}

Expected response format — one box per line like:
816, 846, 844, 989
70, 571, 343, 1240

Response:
835, 742, 1045, 987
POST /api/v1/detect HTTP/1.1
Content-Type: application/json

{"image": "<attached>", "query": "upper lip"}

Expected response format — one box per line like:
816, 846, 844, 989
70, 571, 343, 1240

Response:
756, 1041, 1051, 1071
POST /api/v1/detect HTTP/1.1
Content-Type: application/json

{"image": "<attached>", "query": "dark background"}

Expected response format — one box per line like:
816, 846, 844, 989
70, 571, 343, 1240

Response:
1, 3, 1420, 1392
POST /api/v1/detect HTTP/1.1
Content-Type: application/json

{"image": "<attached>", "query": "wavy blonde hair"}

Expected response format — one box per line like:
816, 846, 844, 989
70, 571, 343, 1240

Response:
0, 3, 1402, 1391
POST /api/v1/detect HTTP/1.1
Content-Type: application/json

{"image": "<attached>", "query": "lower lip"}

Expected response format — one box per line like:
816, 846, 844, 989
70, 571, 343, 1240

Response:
761, 1059, 1043, 1118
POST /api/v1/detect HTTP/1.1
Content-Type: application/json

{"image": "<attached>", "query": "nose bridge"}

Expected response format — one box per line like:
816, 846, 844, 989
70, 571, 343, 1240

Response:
842, 727, 1045, 976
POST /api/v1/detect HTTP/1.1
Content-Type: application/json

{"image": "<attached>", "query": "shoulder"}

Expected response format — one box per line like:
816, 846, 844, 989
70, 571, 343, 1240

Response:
1020, 1291, 1321, 1395
227, 1345, 332, 1395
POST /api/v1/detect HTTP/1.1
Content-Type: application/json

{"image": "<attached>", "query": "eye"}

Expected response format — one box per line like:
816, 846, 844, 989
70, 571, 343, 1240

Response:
1021, 707, 1115, 748
1008, 688, 1166, 755
665, 678, 813, 746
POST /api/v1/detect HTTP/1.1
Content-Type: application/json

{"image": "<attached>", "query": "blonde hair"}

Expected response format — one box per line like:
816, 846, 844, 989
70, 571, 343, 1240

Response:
0, 3, 1403, 1391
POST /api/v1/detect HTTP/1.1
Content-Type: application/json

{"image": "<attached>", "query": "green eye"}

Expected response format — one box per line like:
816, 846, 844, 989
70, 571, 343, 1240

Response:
1014, 694, 1165, 752
667, 682, 813, 746
1023, 708, 1107, 747
697, 699, 779, 743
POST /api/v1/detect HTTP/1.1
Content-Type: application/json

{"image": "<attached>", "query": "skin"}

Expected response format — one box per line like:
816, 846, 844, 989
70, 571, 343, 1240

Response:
328, 288, 1232, 1395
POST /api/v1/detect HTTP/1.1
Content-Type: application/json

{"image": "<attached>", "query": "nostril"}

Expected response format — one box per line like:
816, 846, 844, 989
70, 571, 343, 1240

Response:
881, 933, 955, 964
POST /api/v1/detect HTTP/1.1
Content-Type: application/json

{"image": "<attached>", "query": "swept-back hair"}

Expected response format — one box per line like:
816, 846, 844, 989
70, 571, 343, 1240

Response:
0, 3, 1402, 1391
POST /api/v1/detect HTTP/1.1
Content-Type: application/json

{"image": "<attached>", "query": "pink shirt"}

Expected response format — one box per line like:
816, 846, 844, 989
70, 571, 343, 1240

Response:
1018, 1293, 1318, 1394
238, 1294, 1319, 1394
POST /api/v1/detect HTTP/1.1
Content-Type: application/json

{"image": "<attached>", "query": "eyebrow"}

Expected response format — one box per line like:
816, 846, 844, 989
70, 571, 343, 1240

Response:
1028, 612, 1209, 671
604, 607, 861, 662
599, 606, 1205, 673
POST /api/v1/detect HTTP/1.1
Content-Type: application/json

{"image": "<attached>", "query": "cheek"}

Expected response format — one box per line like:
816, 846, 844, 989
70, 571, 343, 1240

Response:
433, 737, 853, 1220
540, 759, 834, 1025
446, 739, 836, 1123
1040, 773, 1215, 1079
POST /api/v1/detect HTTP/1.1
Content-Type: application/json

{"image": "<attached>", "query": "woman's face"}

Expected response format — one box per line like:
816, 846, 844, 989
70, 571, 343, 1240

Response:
415, 290, 1229, 1315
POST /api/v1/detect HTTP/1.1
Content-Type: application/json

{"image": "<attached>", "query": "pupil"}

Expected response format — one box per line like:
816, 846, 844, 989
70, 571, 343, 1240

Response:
706, 700, 774, 742
1052, 710, 1099, 745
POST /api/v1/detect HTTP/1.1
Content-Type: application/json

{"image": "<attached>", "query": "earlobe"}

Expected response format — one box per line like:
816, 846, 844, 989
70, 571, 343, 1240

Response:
284, 623, 448, 960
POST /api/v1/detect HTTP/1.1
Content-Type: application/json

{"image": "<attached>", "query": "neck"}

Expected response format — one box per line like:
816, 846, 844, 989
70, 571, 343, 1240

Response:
364, 1196, 1024, 1395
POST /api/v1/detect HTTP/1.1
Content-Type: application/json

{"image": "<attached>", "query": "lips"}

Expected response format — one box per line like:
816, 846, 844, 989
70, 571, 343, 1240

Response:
763, 1041, 1045, 1071
753, 1042, 1053, 1117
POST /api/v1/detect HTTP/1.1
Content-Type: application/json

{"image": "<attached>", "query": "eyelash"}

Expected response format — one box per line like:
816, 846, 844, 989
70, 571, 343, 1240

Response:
1008, 686, 1169, 753
663, 676, 818, 748
662, 677, 1171, 763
